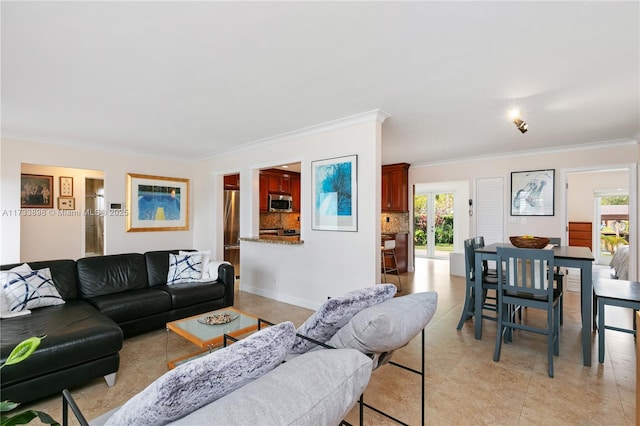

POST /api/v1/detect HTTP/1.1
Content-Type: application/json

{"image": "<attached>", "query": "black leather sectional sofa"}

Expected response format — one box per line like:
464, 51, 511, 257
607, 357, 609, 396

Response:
0, 250, 235, 403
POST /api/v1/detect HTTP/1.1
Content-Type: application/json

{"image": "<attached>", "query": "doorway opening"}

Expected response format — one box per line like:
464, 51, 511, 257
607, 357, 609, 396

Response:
223, 174, 240, 279
596, 192, 629, 266
563, 165, 637, 281
85, 178, 104, 256
414, 192, 454, 259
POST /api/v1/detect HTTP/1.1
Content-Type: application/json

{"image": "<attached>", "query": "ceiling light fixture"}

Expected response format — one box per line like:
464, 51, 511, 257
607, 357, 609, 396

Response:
513, 117, 528, 134
509, 109, 528, 134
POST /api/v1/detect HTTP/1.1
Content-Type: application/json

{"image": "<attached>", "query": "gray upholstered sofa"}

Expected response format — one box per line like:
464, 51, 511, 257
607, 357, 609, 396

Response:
71, 286, 438, 426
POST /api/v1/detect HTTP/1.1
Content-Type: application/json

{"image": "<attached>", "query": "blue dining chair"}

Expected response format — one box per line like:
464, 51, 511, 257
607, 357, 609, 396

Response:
456, 237, 498, 330
548, 237, 565, 325
494, 246, 561, 377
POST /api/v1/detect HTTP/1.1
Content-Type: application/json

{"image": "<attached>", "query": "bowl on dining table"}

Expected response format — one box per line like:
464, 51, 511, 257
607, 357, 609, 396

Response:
509, 236, 550, 249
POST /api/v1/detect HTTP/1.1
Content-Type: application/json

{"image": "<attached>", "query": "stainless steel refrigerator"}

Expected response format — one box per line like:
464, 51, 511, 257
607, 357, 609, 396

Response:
224, 190, 240, 279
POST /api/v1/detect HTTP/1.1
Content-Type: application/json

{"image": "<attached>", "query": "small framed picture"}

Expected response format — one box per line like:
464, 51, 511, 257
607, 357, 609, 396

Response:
60, 176, 74, 197
58, 197, 75, 210
21, 174, 54, 208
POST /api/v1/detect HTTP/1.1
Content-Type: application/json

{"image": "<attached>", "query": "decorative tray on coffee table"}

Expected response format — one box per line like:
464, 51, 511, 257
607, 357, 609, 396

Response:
197, 313, 239, 325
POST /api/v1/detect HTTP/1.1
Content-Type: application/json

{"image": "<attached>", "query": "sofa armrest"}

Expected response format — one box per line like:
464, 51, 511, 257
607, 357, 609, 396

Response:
216, 263, 235, 307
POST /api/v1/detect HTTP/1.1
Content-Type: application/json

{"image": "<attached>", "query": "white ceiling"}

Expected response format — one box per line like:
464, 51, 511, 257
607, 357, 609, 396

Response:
2, 1, 638, 165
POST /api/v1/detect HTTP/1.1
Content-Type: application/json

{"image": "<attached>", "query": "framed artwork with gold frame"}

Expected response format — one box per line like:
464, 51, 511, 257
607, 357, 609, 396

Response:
126, 173, 189, 232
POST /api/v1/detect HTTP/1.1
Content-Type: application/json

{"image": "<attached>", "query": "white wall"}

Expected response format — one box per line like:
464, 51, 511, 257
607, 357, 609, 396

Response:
410, 141, 639, 279
18, 164, 104, 261
1, 139, 195, 262
568, 170, 629, 222
192, 111, 386, 310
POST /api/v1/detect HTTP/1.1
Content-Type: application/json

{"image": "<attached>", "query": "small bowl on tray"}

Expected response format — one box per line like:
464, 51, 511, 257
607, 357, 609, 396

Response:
197, 312, 239, 325
509, 236, 550, 249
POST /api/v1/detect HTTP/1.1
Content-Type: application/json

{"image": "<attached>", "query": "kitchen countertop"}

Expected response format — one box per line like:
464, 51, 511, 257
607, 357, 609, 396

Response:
240, 235, 304, 245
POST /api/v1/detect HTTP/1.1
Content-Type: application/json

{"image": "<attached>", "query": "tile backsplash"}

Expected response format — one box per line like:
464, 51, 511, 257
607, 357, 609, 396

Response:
381, 212, 410, 234
260, 212, 300, 229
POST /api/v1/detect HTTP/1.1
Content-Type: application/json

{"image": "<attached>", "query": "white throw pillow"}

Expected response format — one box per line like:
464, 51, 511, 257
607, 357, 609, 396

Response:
0, 264, 33, 318
202, 260, 231, 282
2, 266, 65, 312
167, 253, 203, 285
179, 250, 211, 280
104, 321, 296, 426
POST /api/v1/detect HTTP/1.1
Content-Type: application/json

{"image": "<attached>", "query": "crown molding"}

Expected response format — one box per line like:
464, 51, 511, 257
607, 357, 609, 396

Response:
200, 109, 391, 160
411, 138, 639, 168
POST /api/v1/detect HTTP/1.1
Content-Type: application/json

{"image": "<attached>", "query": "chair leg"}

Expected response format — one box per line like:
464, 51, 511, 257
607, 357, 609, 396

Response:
494, 301, 505, 362
547, 306, 555, 378
456, 285, 474, 330
381, 250, 387, 283
598, 298, 606, 363
391, 250, 402, 291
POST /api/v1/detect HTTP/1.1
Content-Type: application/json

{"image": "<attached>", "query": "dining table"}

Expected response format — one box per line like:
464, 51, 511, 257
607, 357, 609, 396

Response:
474, 243, 595, 366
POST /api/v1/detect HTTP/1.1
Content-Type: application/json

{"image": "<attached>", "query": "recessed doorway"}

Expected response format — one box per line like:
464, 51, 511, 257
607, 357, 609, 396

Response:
85, 178, 104, 256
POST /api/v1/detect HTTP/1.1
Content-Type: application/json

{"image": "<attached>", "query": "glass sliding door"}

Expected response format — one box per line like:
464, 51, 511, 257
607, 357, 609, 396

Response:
414, 192, 454, 259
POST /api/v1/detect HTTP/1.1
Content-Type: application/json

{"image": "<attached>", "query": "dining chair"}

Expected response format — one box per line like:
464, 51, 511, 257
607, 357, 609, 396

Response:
494, 246, 561, 378
548, 237, 565, 325
593, 277, 640, 363
456, 237, 498, 330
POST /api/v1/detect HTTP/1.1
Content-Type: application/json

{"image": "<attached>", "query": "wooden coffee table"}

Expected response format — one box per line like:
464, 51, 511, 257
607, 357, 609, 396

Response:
166, 307, 259, 369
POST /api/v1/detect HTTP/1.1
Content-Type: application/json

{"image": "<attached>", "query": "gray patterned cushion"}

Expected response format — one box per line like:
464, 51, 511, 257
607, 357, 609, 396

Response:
290, 284, 397, 354
166, 253, 203, 284
104, 321, 296, 426
325, 292, 438, 359
2, 266, 65, 312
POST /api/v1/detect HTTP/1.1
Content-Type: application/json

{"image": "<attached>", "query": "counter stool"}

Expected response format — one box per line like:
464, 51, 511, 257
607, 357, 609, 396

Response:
381, 239, 402, 291
593, 277, 640, 363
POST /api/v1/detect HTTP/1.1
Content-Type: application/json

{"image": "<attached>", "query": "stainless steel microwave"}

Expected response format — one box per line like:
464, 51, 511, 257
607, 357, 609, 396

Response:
268, 194, 293, 212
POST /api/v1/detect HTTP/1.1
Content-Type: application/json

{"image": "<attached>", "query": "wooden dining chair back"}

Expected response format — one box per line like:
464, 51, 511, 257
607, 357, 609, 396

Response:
494, 246, 561, 377
456, 237, 498, 330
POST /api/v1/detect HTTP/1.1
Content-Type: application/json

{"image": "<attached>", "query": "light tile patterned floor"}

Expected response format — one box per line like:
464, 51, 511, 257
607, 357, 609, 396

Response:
17, 258, 636, 425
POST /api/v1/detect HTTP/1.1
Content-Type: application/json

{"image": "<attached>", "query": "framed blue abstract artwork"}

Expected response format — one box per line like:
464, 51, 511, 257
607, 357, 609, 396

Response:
126, 173, 189, 231
311, 154, 357, 231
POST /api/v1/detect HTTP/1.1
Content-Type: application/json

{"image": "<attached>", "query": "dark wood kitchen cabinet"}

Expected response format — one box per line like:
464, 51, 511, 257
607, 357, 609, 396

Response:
290, 174, 301, 212
382, 163, 410, 212
224, 174, 239, 190
267, 172, 291, 195
259, 173, 269, 212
